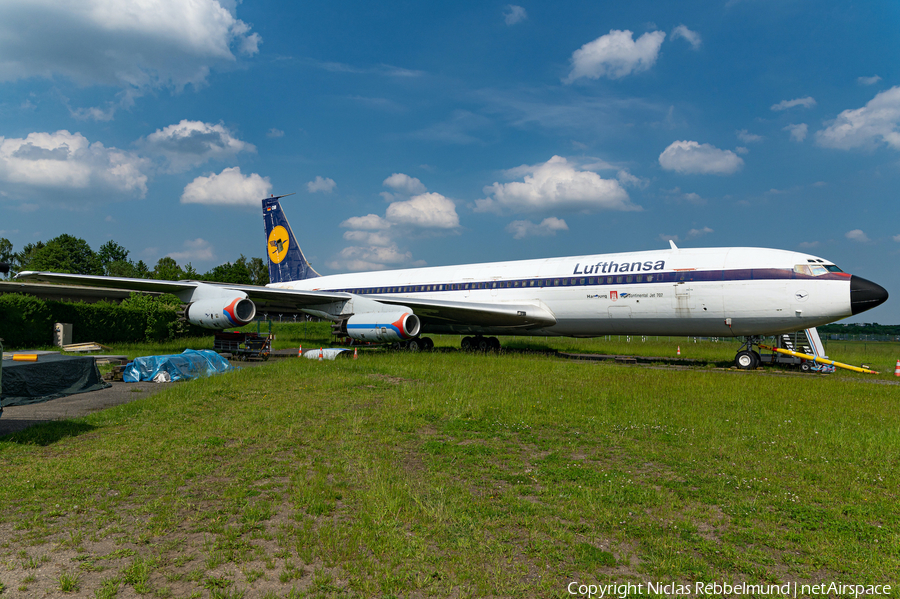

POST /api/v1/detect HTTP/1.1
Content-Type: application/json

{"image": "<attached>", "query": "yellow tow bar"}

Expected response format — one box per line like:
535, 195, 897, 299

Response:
758, 344, 879, 374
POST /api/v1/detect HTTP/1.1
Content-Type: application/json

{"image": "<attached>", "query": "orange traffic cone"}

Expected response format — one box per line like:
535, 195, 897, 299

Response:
677, 346, 681, 356
894, 359, 900, 377
318, 347, 323, 361
297, 343, 302, 357
353, 347, 358, 359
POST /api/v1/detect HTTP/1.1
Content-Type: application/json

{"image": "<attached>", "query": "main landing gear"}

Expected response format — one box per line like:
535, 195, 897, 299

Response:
392, 337, 434, 351
734, 336, 762, 370
460, 336, 501, 351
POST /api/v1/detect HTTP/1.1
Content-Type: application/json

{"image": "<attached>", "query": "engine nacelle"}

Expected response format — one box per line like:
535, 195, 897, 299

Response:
184, 297, 256, 329
345, 312, 420, 342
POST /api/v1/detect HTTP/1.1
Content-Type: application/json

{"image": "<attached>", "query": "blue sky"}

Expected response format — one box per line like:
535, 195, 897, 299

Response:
0, 0, 898, 323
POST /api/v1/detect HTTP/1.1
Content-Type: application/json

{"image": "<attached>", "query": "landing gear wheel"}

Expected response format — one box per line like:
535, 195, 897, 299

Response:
407, 338, 421, 352
461, 336, 473, 351
735, 350, 759, 370
800, 362, 811, 372
476, 337, 491, 352
420, 337, 434, 351
488, 337, 501, 351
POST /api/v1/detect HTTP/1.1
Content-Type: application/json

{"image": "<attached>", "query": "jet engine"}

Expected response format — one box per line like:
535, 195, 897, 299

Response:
345, 312, 420, 342
184, 297, 257, 329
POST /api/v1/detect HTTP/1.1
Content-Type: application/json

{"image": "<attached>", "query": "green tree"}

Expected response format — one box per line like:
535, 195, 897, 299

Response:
15, 241, 44, 272
134, 260, 151, 278
98, 240, 131, 275
23, 234, 102, 275
0, 237, 13, 279
152, 256, 185, 281
183, 262, 200, 279
248, 256, 269, 286
202, 255, 253, 284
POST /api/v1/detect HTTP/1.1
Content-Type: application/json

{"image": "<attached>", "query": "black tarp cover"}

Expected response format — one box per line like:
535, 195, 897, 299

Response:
1, 354, 110, 408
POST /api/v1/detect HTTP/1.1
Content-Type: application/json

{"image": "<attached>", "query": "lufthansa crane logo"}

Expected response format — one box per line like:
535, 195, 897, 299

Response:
268, 226, 289, 264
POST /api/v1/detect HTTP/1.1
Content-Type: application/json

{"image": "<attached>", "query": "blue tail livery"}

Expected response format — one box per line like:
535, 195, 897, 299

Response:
262, 194, 320, 283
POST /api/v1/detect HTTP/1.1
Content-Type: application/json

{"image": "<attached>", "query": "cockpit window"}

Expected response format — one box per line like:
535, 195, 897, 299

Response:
795, 264, 836, 276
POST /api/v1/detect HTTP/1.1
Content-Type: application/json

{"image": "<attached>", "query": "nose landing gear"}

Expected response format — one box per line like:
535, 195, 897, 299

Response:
734, 336, 761, 370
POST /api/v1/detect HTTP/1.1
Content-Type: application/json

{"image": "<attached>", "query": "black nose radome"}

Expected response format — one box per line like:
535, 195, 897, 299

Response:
850, 276, 889, 315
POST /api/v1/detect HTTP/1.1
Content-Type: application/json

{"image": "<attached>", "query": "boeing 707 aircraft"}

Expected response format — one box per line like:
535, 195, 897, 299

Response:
17, 194, 889, 369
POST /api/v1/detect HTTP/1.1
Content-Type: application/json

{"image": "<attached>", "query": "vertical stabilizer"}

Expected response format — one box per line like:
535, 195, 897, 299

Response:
262, 195, 320, 283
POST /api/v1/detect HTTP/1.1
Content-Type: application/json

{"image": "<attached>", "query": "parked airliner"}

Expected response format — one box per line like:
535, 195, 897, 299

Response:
16, 194, 888, 369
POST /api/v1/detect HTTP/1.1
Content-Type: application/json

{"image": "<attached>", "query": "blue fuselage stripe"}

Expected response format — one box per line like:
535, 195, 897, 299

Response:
323, 268, 847, 296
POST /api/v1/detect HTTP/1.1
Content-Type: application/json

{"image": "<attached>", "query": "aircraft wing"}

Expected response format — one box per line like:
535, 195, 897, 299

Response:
14, 271, 350, 305
371, 295, 557, 328
14, 271, 555, 328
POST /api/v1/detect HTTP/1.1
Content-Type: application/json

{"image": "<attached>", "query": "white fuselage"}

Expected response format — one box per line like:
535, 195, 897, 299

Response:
267, 247, 853, 338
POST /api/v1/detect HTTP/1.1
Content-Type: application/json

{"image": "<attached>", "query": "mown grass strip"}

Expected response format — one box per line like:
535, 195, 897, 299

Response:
1, 351, 898, 597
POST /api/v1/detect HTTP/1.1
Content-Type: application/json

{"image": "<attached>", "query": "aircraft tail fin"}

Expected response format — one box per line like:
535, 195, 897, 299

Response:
262, 194, 320, 283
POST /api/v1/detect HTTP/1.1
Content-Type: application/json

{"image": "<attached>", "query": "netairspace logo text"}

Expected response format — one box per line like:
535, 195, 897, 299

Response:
567, 581, 893, 598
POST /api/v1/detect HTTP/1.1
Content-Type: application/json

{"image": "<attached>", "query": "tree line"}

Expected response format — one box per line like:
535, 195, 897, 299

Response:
0, 235, 268, 286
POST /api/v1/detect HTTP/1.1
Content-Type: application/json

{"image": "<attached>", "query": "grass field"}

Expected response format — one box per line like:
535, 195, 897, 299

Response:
1, 329, 899, 597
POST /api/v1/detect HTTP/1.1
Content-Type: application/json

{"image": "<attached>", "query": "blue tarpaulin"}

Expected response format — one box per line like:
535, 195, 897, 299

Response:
123, 349, 233, 383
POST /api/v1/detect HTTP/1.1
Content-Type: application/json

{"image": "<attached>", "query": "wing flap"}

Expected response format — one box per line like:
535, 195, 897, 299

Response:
373, 296, 557, 328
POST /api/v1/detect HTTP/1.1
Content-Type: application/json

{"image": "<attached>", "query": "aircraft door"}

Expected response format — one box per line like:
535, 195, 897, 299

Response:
607, 305, 633, 332
674, 281, 695, 317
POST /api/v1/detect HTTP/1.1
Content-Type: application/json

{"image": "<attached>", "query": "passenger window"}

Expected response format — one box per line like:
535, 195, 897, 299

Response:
636, 275, 643, 282
579, 278, 585, 285
588, 278, 595, 285
646, 275, 653, 282
626, 276, 633, 283
617, 276, 624, 284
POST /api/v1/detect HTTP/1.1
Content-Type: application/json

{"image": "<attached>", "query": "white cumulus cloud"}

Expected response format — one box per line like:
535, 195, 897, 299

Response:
658, 141, 744, 175
307, 176, 336, 193
736, 129, 764, 143
0, 130, 148, 197
340, 214, 392, 230
140, 120, 255, 172
506, 218, 569, 239
0, 0, 259, 91
476, 155, 636, 214
771, 97, 817, 111
816, 86, 900, 150
180, 167, 271, 206
386, 192, 460, 229
858, 75, 882, 86
503, 5, 527, 25
784, 123, 808, 142
565, 29, 666, 82
383, 173, 427, 195
687, 226, 713, 239
845, 229, 870, 243
327, 245, 424, 272
168, 238, 215, 263
671, 25, 701, 49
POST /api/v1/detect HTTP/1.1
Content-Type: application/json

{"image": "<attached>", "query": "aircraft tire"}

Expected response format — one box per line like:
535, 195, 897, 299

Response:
461, 336, 473, 350
407, 338, 422, 352
488, 337, 500, 351
421, 337, 434, 351
476, 337, 491, 352
800, 362, 811, 372
735, 350, 759, 370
